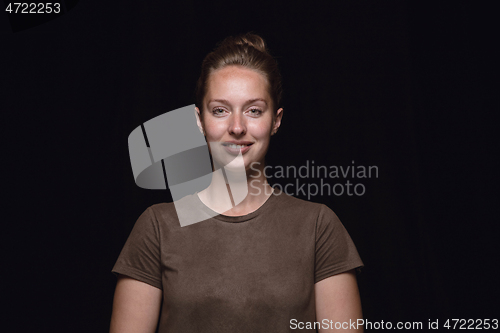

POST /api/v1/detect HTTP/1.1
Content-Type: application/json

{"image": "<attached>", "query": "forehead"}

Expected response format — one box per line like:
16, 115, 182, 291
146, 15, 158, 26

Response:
205, 66, 270, 102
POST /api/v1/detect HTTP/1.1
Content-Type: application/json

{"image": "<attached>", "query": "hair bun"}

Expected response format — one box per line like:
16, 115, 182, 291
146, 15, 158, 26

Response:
219, 32, 268, 54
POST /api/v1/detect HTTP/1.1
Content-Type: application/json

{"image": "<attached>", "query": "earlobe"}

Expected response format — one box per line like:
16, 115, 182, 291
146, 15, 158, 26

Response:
272, 107, 283, 135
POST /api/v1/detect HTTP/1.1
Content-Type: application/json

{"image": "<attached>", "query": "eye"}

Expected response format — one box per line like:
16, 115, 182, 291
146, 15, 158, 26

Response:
212, 108, 227, 116
247, 108, 263, 116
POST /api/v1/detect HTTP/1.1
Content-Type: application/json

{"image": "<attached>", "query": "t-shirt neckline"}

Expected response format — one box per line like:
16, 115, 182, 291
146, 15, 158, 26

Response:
194, 187, 280, 223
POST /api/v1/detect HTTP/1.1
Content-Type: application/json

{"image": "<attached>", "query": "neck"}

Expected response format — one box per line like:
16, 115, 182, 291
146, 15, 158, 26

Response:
198, 161, 274, 215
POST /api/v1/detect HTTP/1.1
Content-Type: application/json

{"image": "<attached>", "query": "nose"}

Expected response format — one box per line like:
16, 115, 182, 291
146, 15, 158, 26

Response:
228, 112, 246, 136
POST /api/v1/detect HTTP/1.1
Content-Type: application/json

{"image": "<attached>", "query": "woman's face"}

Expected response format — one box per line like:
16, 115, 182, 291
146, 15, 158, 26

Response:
195, 65, 283, 172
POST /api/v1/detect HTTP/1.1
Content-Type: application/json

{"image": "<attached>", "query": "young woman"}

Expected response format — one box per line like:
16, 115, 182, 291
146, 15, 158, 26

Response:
110, 32, 364, 333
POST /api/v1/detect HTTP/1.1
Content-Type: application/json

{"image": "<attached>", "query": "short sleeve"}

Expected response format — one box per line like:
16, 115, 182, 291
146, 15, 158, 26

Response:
315, 204, 364, 284
111, 207, 163, 289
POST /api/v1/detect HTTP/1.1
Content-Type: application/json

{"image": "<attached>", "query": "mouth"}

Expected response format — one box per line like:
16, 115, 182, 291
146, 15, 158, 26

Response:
220, 142, 253, 155
221, 143, 253, 149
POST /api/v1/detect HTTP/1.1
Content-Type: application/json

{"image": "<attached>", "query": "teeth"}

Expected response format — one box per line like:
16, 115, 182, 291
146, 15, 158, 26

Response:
227, 144, 247, 149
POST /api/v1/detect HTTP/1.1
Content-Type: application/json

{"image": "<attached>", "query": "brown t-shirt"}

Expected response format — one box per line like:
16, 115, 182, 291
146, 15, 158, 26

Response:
112, 189, 363, 332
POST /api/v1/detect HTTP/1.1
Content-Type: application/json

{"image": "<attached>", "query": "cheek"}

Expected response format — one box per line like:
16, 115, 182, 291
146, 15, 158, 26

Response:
203, 121, 225, 139
253, 122, 273, 139
250, 131, 272, 150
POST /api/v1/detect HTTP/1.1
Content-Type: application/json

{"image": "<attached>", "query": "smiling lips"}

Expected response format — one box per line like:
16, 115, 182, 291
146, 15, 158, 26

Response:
221, 141, 253, 155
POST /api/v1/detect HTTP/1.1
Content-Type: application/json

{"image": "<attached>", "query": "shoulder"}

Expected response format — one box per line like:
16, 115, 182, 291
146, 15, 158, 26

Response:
273, 190, 336, 225
148, 201, 177, 217
146, 201, 179, 227
123, 202, 178, 235
146, 193, 203, 229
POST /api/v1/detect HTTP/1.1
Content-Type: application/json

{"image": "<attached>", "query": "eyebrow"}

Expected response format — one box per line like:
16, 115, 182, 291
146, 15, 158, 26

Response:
207, 98, 268, 106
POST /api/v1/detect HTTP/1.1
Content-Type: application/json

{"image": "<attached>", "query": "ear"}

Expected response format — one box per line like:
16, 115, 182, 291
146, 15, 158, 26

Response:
194, 107, 205, 136
271, 108, 283, 135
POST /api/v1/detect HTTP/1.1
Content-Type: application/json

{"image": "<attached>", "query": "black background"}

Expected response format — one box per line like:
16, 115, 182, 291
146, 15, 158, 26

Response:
2, 1, 498, 332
